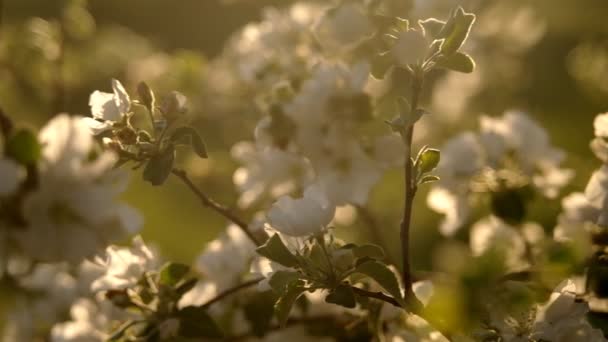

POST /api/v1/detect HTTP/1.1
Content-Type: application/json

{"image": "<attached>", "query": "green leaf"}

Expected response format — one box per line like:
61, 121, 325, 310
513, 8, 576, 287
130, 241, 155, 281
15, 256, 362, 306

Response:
171, 126, 208, 158
419, 175, 440, 185
175, 278, 198, 298
269, 271, 302, 294
143, 145, 175, 186
256, 234, 299, 268
371, 52, 393, 79
6, 129, 41, 165
354, 260, 405, 307
159, 262, 190, 287
418, 18, 446, 38
275, 281, 307, 327
177, 306, 223, 338
137, 81, 155, 114
325, 284, 357, 308
352, 244, 385, 260
244, 291, 277, 337
440, 7, 476, 55
417, 148, 441, 174
435, 52, 475, 73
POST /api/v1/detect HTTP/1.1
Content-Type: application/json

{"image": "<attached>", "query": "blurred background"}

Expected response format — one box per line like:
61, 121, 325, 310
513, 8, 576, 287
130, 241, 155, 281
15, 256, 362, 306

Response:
1, 0, 607, 271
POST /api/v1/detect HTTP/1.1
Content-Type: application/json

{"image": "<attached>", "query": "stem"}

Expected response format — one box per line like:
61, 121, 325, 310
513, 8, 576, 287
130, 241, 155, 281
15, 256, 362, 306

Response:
350, 286, 401, 308
171, 168, 262, 247
400, 69, 424, 299
200, 277, 264, 309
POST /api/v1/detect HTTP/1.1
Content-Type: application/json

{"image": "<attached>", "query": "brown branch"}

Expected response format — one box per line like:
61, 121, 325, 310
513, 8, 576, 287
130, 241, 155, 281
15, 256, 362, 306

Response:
201, 277, 264, 309
171, 168, 262, 246
350, 286, 401, 308
400, 70, 424, 299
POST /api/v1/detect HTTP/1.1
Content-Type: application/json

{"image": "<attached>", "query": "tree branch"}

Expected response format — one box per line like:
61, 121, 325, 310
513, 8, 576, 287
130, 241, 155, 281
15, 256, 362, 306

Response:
201, 277, 264, 309
171, 168, 262, 246
400, 69, 424, 299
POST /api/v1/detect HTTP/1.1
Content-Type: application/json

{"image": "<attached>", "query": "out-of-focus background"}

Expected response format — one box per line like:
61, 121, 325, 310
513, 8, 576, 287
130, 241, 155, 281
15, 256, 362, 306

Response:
1, 0, 607, 269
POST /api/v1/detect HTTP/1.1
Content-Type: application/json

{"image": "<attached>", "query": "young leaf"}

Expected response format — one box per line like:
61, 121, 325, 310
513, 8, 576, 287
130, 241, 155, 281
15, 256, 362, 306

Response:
137, 81, 155, 114
256, 234, 299, 268
435, 52, 475, 73
440, 7, 476, 55
275, 281, 307, 327
244, 291, 277, 337
417, 148, 440, 174
418, 18, 445, 38
143, 145, 175, 186
419, 175, 440, 185
177, 306, 223, 338
6, 129, 41, 165
354, 260, 405, 307
159, 262, 190, 287
325, 284, 357, 308
171, 126, 208, 158
352, 244, 385, 260
269, 271, 302, 294
371, 52, 393, 79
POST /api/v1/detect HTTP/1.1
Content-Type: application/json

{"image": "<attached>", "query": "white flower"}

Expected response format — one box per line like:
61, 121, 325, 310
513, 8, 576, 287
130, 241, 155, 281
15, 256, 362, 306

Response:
594, 112, 608, 138
469, 216, 528, 271
314, 3, 373, 52
16, 114, 142, 264
91, 236, 159, 292
391, 29, 429, 67
84, 79, 131, 134
231, 141, 313, 209
267, 185, 335, 237
0, 158, 24, 195
530, 279, 605, 342
50, 298, 113, 342
585, 165, 608, 227
196, 224, 256, 290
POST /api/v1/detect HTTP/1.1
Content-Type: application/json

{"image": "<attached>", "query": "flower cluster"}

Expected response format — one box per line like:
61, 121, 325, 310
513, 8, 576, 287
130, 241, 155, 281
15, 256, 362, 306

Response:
2, 0, 608, 341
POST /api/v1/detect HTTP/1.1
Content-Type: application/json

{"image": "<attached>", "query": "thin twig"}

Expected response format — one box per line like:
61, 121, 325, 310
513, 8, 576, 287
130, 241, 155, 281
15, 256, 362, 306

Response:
171, 168, 262, 246
350, 286, 401, 308
200, 277, 264, 309
400, 69, 424, 299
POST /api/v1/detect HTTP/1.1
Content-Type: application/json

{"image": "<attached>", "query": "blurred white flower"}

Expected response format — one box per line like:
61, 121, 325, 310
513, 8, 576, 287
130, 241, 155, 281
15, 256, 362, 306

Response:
267, 185, 335, 237
391, 29, 429, 67
531, 279, 605, 342
196, 224, 256, 290
0, 158, 24, 196
470, 216, 528, 271
50, 298, 115, 342
314, 3, 373, 52
91, 236, 159, 292
16, 114, 142, 264
585, 165, 608, 227
231, 141, 313, 209
84, 79, 131, 134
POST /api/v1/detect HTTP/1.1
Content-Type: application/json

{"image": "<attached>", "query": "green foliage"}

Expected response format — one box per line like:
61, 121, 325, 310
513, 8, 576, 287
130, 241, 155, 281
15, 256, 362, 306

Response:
325, 284, 357, 308
435, 52, 476, 73
416, 147, 441, 174
256, 234, 300, 268
177, 306, 223, 338
159, 262, 190, 287
351, 244, 386, 260
170, 126, 208, 158
137, 81, 156, 114
143, 145, 175, 186
353, 260, 406, 307
438, 7, 476, 55
269, 271, 303, 294
274, 280, 308, 327
5, 128, 41, 165
244, 291, 277, 337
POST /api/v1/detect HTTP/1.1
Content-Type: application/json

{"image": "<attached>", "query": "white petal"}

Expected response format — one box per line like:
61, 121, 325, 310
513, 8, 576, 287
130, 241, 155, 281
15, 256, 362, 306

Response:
81, 117, 113, 135
112, 79, 131, 115
89, 91, 121, 122
0, 159, 24, 195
